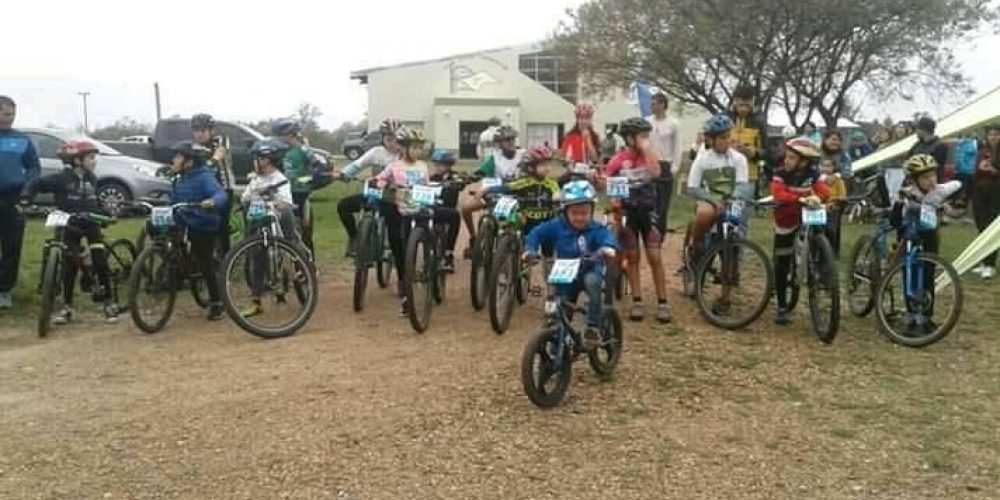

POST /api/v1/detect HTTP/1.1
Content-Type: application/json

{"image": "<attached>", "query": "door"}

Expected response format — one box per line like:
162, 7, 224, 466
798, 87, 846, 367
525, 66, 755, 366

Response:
459, 121, 490, 160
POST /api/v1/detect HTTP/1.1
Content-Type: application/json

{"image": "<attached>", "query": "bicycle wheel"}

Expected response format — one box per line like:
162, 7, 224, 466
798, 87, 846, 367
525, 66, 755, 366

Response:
695, 237, 773, 330
588, 306, 623, 377
604, 262, 620, 306
37, 248, 63, 338
521, 328, 573, 408
107, 239, 137, 309
222, 237, 318, 339
432, 226, 448, 305
353, 216, 375, 312
681, 224, 696, 299
875, 253, 963, 348
404, 226, 434, 333
128, 245, 177, 334
808, 234, 840, 343
376, 217, 392, 289
469, 217, 496, 311
847, 234, 879, 317
489, 233, 519, 335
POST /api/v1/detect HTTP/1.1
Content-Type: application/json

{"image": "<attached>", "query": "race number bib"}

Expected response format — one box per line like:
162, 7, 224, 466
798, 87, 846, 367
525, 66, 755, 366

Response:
727, 201, 744, 220
607, 177, 630, 200
493, 196, 519, 220
44, 211, 71, 228
363, 185, 383, 201
572, 163, 590, 175
802, 207, 828, 226
150, 207, 174, 228
247, 200, 268, 221
548, 259, 582, 285
920, 204, 938, 230
481, 177, 503, 191
410, 184, 441, 206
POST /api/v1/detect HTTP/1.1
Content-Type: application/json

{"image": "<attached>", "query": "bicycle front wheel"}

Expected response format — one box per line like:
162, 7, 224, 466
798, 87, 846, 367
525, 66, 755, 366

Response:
375, 217, 392, 289
875, 252, 963, 348
695, 237, 774, 330
353, 216, 376, 312
108, 239, 137, 309
128, 245, 177, 334
38, 248, 63, 338
847, 234, 880, 317
488, 233, 519, 335
404, 226, 434, 333
808, 234, 840, 343
469, 217, 496, 311
521, 328, 573, 408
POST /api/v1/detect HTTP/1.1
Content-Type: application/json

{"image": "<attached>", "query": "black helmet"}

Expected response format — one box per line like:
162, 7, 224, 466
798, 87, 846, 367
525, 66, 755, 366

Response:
271, 119, 301, 137
618, 117, 652, 139
190, 113, 215, 130
494, 125, 518, 143
170, 140, 212, 160
250, 139, 289, 161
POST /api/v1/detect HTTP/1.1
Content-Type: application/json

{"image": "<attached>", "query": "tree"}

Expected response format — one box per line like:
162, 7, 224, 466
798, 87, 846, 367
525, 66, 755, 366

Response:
89, 117, 153, 140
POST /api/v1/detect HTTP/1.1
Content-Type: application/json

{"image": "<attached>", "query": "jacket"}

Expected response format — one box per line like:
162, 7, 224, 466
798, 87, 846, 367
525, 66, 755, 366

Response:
26, 168, 104, 215
486, 176, 560, 221
727, 111, 767, 163
0, 129, 41, 196
907, 137, 949, 180
771, 165, 831, 233
171, 164, 227, 234
524, 217, 619, 279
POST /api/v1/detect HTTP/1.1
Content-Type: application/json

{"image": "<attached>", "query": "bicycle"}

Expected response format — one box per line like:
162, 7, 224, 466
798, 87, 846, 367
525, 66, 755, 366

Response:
35, 208, 137, 338
521, 254, 623, 408
351, 180, 393, 312
220, 180, 318, 339
127, 201, 216, 333
775, 204, 840, 343
845, 196, 893, 317
874, 197, 963, 348
680, 198, 774, 330
398, 183, 458, 333
469, 177, 504, 311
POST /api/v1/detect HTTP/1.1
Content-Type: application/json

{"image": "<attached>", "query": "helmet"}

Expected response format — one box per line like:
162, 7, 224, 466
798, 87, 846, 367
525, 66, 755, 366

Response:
525, 147, 556, 166
430, 149, 457, 166
494, 125, 518, 143
395, 126, 427, 145
271, 119, 301, 137
250, 139, 289, 161
781, 125, 797, 139
488, 117, 502, 126
702, 114, 734, 136
379, 117, 403, 135
904, 154, 938, 178
574, 103, 595, 119
190, 113, 215, 130
561, 180, 597, 209
57, 140, 99, 164
170, 140, 212, 160
618, 117, 652, 139
785, 137, 822, 159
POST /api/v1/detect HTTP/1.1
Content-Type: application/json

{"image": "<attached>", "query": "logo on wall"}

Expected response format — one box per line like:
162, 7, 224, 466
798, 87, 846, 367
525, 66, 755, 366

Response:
450, 63, 500, 93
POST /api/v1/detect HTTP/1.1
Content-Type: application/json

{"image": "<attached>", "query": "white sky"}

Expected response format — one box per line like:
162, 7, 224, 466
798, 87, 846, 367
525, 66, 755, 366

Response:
4, 0, 998, 130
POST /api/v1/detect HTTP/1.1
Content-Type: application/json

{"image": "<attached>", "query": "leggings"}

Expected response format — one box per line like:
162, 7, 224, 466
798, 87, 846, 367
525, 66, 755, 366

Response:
773, 231, 797, 310
337, 193, 365, 240
188, 231, 222, 306
63, 220, 111, 306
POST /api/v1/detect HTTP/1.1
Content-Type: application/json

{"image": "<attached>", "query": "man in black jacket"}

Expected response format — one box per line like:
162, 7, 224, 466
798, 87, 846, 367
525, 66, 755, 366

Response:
907, 116, 949, 182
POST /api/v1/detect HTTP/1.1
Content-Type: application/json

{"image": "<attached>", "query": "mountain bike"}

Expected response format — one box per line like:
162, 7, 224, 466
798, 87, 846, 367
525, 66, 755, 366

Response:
874, 198, 963, 347
681, 198, 773, 330
469, 178, 504, 311
776, 205, 840, 343
351, 180, 393, 312
399, 183, 456, 333
521, 254, 623, 408
35, 208, 136, 338
221, 180, 318, 339
845, 197, 893, 317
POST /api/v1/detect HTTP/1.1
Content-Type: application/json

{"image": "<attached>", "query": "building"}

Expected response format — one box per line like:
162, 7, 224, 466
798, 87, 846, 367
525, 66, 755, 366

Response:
351, 43, 708, 160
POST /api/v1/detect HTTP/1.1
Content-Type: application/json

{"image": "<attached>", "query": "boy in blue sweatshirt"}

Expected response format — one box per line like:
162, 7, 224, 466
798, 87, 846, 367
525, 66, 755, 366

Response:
0, 95, 41, 309
168, 141, 228, 320
523, 180, 618, 350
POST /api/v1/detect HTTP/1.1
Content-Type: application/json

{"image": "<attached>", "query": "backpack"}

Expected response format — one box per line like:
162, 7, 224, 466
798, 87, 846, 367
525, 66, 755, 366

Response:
954, 138, 978, 175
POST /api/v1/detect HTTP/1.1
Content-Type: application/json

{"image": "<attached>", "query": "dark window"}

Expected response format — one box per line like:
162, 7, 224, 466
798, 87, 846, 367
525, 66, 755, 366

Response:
157, 121, 190, 145
25, 132, 65, 159
518, 52, 578, 104
215, 123, 255, 149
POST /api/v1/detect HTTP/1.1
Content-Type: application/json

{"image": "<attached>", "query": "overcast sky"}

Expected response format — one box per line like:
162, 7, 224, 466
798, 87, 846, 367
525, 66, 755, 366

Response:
5, 0, 999, 131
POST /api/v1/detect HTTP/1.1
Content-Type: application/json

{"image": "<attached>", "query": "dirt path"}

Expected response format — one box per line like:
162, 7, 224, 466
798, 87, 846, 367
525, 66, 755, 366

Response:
1, 234, 997, 499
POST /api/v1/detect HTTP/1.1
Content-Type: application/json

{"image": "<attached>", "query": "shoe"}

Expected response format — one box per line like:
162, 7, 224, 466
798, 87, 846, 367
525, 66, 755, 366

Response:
463, 239, 475, 260
398, 297, 409, 317
656, 302, 672, 323
983, 267, 995, 280
52, 307, 74, 325
629, 302, 645, 322
775, 308, 790, 326
345, 238, 356, 258
240, 300, 263, 318
441, 252, 455, 273
103, 304, 119, 323
0, 292, 11, 309
207, 304, 225, 321
582, 326, 602, 351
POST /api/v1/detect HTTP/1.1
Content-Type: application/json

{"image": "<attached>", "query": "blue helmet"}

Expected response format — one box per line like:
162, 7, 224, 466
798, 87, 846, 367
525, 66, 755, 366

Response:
271, 119, 301, 137
250, 139, 288, 161
430, 149, 457, 166
561, 180, 597, 209
702, 114, 734, 136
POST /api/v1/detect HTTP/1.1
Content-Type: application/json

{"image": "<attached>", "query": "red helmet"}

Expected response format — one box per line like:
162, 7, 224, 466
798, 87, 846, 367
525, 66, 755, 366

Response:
525, 147, 557, 167
574, 103, 595, 119
57, 140, 99, 164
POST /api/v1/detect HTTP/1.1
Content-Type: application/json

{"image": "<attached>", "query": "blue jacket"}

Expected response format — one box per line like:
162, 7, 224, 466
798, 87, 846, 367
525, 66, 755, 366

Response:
171, 164, 227, 234
0, 129, 41, 196
524, 217, 619, 277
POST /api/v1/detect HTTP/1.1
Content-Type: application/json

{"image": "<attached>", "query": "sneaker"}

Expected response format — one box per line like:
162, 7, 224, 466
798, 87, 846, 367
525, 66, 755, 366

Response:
398, 297, 409, 317
463, 239, 475, 260
441, 252, 455, 273
103, 304, 119, 323
656, 302, 672, 323
775, 308, 791, 326
345, 237, 357, 258
0, 292, 11, 309
983, 267, 996, 280
582, 325, 602, 351
629, 302, 645, 322
240, 300, 263, 318
207, 304, 225, 321
52, 308, 74, 325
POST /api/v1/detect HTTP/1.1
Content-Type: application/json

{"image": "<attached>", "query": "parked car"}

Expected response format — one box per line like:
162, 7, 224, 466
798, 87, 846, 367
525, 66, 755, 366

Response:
23, 128, 172, 215
342, 130, 382, 161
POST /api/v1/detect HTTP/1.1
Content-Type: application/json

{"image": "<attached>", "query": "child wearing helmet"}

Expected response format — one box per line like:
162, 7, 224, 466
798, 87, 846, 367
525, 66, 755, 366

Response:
562, 103, 600, 165
23, 140, 120, 324
430, 149, 462, 268
604, 116, 671, 323
461, 126, 526, 257
191, 113, 235, 256
770, 137, 832, 325
273, 120, 319, 252
522, 180, 618, 350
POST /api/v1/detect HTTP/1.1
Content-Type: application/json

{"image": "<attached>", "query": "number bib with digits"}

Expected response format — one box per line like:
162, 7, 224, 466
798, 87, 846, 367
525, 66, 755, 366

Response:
45, 211, 71, 228
410, 185, 441, 206
363, 185, 383, 202
150, 207, 174, 228
920, 204, 938, 230
493, 196, 519, 220
548, 259, 582, 285
247, 201, 269, 222
481, 177, 503, 191
727, 201, 744, 221
802, 208, 827, 226
607, 177, 630, 200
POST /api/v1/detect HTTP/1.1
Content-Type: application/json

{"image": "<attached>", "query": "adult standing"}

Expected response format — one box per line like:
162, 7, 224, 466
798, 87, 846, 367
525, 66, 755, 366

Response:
190, 113, 233, 255
728, 86, 768, 201
477, 117, 502, 161
0, 96, 41, 309
820, 130, 853, 182
562, 104, 600, 166
600, 127, 618, 165
882, 124, 910, 203
849, 130, 874, 161
646, 93, 682, 232
972, 124, 1000, 279
907, 116, 949, 182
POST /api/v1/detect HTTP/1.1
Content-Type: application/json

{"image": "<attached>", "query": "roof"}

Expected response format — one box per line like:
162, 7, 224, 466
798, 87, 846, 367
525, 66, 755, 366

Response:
350, 42, 540, 83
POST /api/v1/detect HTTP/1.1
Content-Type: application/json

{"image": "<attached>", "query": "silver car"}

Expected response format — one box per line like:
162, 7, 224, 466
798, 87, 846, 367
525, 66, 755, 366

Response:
23, 128, 172, 214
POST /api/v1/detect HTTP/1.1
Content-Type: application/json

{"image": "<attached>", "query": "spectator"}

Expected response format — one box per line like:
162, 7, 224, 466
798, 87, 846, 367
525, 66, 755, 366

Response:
477, 117, 502, 161
820, 129, 854, 182
600, 128, 618, 165
953, 134, 979, 208
0, 95, 41, 309
883, 124, 910, 203
562, 104, 600, 165
728, 86, 768, 201
646, 93, 683, 231
907, 116, 948, 181
972, 124, 1000, 279
849, 130, 874, 161
872, 128, 891, 150
800, 121, 822, 145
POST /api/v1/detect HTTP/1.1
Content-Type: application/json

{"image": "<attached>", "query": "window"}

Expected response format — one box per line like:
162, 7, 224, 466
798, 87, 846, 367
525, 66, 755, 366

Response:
26, 132, 65, 159
518, 52, 578, 104
158, 121, 190, 145
215, 123, 257, 149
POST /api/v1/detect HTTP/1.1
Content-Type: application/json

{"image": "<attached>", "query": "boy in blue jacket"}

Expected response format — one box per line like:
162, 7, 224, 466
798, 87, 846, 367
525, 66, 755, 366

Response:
523, 180, 618, 350
168, 141, 228, 320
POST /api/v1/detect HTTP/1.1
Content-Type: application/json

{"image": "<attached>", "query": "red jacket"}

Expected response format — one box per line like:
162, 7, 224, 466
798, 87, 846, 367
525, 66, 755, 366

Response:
771, 166, 831, 230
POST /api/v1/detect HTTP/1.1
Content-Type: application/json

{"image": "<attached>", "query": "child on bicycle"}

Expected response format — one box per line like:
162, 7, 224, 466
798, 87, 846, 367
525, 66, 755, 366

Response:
273, 120, 319, 252
522, 180, 618, 350
461, 126, 525, 257
377, 127, 460, 314
771, 137, 831, 326
430, 149, 463, 271
169, 141, 228, 320
23, 140, 119, 324
820, 157, 847, 256
603, 117, 671, 323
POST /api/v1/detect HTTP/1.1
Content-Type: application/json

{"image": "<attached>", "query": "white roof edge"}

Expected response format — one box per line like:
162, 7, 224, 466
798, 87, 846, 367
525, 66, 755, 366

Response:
350, 42, 542, 78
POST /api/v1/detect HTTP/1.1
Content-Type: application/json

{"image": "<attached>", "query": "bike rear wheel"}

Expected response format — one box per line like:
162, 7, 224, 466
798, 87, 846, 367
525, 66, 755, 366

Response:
108, 239, 137, 309
847, 234, 880, 317
375, 217, 392, 289
808, 234, 840, 343
353, 216, 375, 312
588, 306, 623, 377
521, 328, 573, 408
875, 252, 963, 348
128, 245, 177, 334
695, 237, 773, 330
488, 234, 519, 335
404, 226, 434, 333
432, 225, 448, 305
469, 217, 496, 311
37, 248, 63, 338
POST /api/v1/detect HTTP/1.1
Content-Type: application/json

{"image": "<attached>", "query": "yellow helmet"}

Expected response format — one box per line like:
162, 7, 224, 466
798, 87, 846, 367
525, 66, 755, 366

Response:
395, 126, 427, 146
904, 154, 938, 178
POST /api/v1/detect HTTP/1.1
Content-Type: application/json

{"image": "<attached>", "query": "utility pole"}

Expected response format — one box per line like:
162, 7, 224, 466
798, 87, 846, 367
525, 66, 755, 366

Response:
154, 82, 162, 122
78, 91, 91, 133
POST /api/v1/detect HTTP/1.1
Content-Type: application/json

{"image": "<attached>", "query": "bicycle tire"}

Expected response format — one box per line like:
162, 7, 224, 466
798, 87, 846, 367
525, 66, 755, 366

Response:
521, 328, 573, 408
681, 223, 696, 299
808, 233, 840, 343
375, 217, 392, 289
108, 239, 137, 309
695, 237, 774, 330
875, 252, 963, 348
37, 248, 62, 338
404, 226, 434, 333
353, 216, 375, 312
469, 217, 496, 311
128, 245, 177, 334
432, 225, 448, 305
847, 234, 879, 317
588, 306, 623, 377
489, 233, 519, 335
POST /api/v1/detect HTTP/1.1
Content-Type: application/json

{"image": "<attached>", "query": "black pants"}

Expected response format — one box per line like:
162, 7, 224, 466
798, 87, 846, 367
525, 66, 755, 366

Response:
773, 231, 797, 310
188, 231, 222, 305
63, 221, 111, 306
0, 199, 26, 294
292, 192, 313, 252
655, 162, 674, 234
216, 190, 233, 256
973, 179, 1000, 267
825, 208, 843, 257
383, 203, 460, 296
337, 193, 365, 240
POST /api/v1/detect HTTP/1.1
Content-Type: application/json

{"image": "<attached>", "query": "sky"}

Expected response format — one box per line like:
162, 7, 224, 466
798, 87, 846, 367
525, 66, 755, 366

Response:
4, 0, 999, 131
